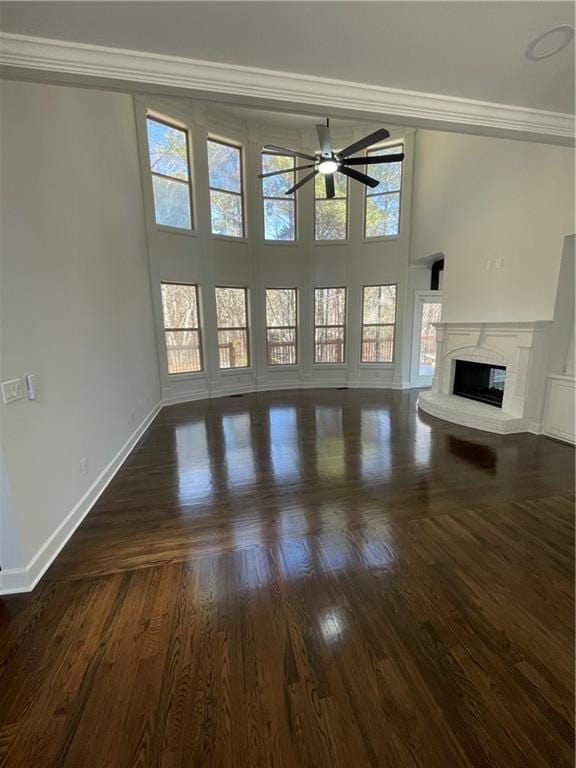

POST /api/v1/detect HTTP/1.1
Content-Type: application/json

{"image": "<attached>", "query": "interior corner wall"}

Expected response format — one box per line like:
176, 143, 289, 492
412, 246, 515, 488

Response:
0, 80, 161, 584
547, 235, 575, 376
410, 130, 575, 324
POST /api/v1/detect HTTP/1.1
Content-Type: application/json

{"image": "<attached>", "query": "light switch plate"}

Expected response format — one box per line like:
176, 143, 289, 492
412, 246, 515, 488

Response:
1, 378, 24, 404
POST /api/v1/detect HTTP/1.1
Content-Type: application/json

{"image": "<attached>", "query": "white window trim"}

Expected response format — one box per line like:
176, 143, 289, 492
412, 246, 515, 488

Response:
359, 283, 398, 366
160, 281, 204, 376
208, 137, 247, 241
261, 152, 298, 243
314, 175, 350, 243
146, 112, 196, 234
313, 286, 348, 366
215, 285, 252, 370
265, 287, 299, 368
363, 141, 404, 241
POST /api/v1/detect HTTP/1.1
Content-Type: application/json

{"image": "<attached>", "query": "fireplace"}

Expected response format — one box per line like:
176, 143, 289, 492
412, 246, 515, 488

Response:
418, 321, 550, 434
453, 360, 506, 408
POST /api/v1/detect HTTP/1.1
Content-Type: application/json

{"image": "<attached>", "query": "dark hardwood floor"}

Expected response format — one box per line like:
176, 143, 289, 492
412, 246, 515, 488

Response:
0, 389, 574, 767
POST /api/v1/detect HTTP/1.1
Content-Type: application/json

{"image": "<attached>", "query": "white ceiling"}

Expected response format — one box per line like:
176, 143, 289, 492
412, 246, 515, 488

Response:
209, 104, 382, 130
0, 1, 574, 114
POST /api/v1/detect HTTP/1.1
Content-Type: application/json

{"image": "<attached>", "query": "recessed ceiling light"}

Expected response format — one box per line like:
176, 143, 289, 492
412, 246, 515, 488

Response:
525, 24, 574, 61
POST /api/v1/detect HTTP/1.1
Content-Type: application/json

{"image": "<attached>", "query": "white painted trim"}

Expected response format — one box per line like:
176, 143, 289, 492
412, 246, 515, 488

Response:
542, 373, 575, 444
410, 290, 443, 388
0, 33, 573, 144
418, 391, 533, 435
0, 400, 162, 595
161, 379, 411, 407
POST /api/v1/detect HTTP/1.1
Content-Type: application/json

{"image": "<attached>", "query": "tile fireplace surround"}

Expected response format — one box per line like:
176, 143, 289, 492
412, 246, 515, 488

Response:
418, 321, 551, 434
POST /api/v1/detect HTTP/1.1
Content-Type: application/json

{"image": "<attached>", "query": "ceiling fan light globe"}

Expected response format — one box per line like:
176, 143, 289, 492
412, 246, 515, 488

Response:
318, 159, 338, 175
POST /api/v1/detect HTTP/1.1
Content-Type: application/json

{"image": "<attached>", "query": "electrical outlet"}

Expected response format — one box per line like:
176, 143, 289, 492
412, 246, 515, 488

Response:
486, 260, 493, 271
80, 458, 89, 477
1, 378, 23, 404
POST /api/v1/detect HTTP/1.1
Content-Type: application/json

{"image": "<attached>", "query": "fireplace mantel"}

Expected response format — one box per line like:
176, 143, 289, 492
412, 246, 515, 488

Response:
418, 321, 551, 434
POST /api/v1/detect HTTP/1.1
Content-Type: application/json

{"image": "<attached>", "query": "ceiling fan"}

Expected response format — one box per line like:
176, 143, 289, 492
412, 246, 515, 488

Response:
258, 119, 404, 198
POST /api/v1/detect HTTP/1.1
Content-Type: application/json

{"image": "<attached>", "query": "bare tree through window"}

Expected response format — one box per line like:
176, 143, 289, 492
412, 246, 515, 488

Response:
419, 301, 442, 376
208, 140, 244, 238
314, 288, 347, 363
262, 154, 296, 241
160, 283, 202, 373
146, 116, 193, 229
315, 173, 348, 241
364, 143, 403, 238
361, 285, 397, 363
215, 287, 250, 368
266, 288, 298, 364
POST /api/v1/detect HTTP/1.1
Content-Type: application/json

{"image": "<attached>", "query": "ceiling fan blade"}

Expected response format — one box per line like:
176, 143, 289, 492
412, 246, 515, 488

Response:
343, 153, 404, 166
258, 163, 315, 179
285, 169, 318, 195
264, 144, 316, 162
325, 173, 335, 199
316, 124, 332, 157
339, 129, 391, 158
339, 165, 380, 188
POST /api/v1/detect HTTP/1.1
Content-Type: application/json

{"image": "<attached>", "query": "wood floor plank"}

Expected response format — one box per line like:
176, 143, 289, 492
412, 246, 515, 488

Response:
0, 389, 573, 767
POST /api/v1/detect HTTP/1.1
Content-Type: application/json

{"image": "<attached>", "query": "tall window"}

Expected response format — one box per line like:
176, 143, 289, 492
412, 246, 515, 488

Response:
208, 139, 244, 238
146, 116, 192, 230
364, 143, 403, 238
361, 284, 397, 363
314, 288, 347, 363
315, 174, 348, 240
160, 283, 202, 373
418, 300, 442, 377
215, 287, 250, 368
266, 288, 298, 365
261, 153, 296, 241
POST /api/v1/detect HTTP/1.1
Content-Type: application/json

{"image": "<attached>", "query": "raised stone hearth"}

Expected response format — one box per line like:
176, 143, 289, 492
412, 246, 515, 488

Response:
418, 321, 551, 435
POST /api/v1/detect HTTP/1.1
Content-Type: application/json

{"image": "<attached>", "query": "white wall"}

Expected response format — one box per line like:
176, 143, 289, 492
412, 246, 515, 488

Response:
410, 130, 575, 323
541, 235, 575, 444
0, 81, 161, 585
135, 96, 426, 405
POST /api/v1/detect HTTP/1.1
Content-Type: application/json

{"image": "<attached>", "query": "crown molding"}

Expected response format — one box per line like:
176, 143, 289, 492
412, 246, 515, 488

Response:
0, 32, 573, 145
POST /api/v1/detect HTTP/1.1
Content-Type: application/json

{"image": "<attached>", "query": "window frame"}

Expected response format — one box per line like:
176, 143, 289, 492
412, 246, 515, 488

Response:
215, 285, 251, 370
208, 137, 246, 241
146, 113, 194, 234
160, 281, 204, 376
363, 141, 404, 241
360, 283, 398, 365
313, 286, 348, 365
265, 287, 299, 366
314, 173, 349, 243
261, 152, 297, 243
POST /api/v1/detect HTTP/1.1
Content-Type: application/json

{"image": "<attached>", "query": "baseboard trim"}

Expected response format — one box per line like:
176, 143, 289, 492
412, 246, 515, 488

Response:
161, 380, 402, 405
0, 401, 162, 596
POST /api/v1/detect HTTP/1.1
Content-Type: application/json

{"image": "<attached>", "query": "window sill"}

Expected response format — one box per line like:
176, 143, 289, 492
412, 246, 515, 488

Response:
263, 240, 299, 247
313, 363, 347, 369
266, 364, 300, 370
314, 239, 350, 247
358, 362, 395, 368
211, 234, 248, 244
219, 366, 253, 374
156, 225, 198, 237
167, 371, 207, 380
362, 234, 401, 244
